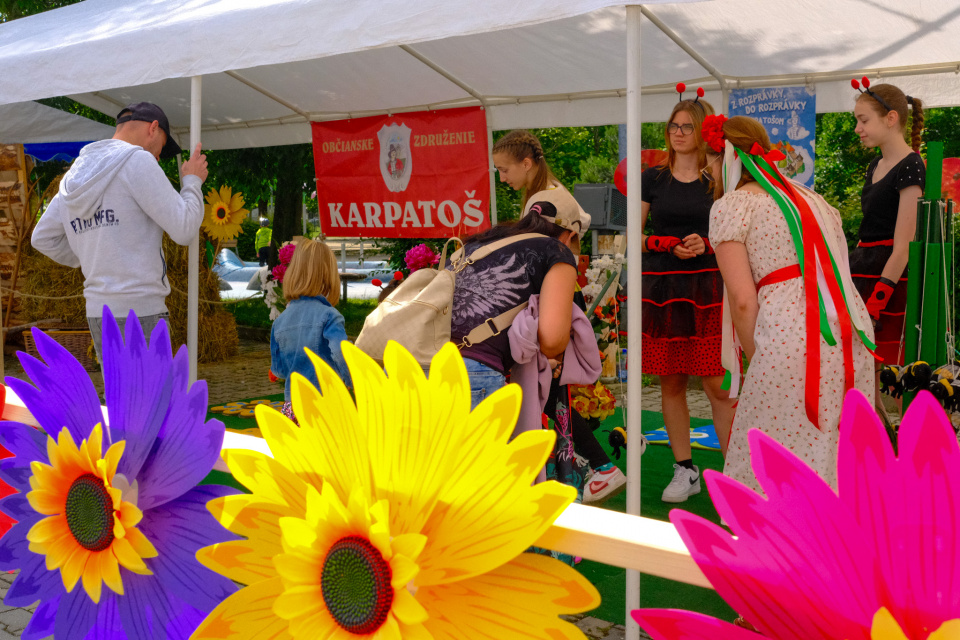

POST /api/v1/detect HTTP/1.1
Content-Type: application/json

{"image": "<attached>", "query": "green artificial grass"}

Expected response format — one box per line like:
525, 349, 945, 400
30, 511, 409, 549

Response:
577, 408, 735, 625
199, 469, 250, 493
199, 393, 284, 491
207, 392, 285, 431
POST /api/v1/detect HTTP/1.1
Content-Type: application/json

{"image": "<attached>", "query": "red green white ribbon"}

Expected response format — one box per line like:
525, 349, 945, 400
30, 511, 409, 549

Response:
718, 140, 877, 429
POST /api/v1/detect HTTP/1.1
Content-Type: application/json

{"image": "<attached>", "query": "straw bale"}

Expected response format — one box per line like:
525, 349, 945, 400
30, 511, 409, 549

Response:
162, 236, 239, 363
17, 236, 239, 363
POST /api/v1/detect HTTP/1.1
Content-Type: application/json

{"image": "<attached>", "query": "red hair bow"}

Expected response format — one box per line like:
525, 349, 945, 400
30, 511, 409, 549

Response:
748, 141, 787, 164
766, 148, 787, 162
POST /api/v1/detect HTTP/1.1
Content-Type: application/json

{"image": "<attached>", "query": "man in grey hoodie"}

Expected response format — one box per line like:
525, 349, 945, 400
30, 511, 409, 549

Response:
32, 102, 209, 357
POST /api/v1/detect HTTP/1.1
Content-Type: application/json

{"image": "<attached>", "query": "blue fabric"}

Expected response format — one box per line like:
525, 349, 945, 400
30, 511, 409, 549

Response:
464, 357, 505, 409
271, 295, 351, 401
23, 142, 92, 163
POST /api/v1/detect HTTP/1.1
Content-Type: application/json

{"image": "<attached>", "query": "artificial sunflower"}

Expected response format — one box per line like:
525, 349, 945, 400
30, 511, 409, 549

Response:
203, 185, 248, 242
871, 607, 960, 640
195, 341, 600, 639
0, 308, 238, 639
26, 423, 156, 604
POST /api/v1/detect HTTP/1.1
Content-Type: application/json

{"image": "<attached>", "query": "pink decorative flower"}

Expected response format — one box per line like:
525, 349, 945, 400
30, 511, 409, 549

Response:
271, 263, 287, 283
633, 390, 960, 640
278, 243, 296, 266
404, 243, 439, 272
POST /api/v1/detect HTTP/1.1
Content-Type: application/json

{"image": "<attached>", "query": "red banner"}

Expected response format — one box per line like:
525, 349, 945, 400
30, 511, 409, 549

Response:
312, 107, 490, 238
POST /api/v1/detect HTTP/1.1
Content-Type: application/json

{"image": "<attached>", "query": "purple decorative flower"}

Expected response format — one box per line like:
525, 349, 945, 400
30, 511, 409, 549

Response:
278, 243, 296, 266
404, 243, 439, 272
0, 308, 238, 640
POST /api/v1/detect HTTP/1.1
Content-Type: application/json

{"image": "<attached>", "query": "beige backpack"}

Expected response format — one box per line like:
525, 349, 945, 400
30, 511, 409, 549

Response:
355, 233, 544, 365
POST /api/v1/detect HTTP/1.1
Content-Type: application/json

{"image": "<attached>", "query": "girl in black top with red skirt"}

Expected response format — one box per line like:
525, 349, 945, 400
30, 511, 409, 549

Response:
850, 81, 925, 377
641, 89, 735, 504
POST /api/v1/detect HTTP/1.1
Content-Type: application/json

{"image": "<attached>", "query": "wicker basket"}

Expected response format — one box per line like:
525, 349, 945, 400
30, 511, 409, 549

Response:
22, 327, 99, 372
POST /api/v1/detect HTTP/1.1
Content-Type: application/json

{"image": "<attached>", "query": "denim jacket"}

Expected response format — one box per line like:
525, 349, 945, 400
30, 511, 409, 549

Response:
270, 295, 351, 401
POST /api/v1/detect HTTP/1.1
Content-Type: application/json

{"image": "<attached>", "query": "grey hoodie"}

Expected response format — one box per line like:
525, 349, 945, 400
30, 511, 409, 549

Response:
32, 139, 204, 318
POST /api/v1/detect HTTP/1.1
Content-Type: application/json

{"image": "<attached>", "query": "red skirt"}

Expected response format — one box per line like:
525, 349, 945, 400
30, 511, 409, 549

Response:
641, 253, 724, 377
849, 244, 907, 366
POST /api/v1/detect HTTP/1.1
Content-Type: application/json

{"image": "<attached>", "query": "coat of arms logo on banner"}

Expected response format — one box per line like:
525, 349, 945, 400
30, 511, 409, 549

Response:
378, 123, 413, 192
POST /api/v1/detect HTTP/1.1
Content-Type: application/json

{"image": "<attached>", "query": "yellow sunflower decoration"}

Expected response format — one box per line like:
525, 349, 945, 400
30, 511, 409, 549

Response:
203, 185, 249, 242
870, 607, 960, 639
194, 341, 600, 640
26, 424, 157, 603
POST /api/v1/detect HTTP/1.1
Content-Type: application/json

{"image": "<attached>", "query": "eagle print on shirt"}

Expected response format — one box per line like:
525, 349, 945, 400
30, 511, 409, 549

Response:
453, 251, 527, 325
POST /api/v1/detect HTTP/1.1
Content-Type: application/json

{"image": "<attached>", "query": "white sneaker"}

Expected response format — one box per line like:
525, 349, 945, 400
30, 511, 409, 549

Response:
583, 465, 626, 504
661, 464, 700, 503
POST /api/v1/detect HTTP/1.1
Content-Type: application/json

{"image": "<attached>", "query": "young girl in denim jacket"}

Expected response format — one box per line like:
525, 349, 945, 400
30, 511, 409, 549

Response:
270, 239, 351, 422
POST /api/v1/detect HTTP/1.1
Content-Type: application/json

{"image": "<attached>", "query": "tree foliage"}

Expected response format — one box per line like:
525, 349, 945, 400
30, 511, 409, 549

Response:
0, 0, 81, 22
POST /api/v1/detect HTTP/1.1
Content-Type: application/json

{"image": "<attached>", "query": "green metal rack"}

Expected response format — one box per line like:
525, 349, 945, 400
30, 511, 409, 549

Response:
902, 142, 957, 409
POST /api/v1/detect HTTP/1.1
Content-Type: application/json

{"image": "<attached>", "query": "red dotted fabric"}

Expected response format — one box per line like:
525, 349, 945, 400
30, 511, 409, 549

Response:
641, 252, 724, 376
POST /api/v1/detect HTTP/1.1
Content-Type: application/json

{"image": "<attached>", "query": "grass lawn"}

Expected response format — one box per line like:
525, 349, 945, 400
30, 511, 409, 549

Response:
226, 295, 270, 328
338, 298, 376, 338
224, 295, 375, 339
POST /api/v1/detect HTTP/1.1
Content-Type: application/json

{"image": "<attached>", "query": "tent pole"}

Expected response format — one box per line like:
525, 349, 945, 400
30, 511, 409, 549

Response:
188, 76, 202, 384
625, 5, 642, 640
487, 117, 497, 225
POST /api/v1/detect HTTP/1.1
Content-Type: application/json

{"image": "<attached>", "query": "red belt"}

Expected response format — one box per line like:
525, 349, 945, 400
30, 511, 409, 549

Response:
756, 264, 801, 291
858, 239, 894, 247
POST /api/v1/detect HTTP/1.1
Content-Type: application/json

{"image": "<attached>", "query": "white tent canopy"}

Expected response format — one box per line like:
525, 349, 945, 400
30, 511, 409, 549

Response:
3, 1, 960, 149
0, 101, 115, 144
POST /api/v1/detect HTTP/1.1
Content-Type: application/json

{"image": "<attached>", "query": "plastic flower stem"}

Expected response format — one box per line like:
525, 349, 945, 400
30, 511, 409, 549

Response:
586, 271, 621, 318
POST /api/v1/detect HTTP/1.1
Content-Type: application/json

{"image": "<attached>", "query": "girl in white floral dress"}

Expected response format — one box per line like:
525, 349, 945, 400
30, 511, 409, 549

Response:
701, 115, 876, 492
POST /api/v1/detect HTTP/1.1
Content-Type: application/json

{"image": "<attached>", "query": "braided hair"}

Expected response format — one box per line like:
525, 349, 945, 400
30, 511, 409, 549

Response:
857, 83, 924, 152
492, 130, 558, 209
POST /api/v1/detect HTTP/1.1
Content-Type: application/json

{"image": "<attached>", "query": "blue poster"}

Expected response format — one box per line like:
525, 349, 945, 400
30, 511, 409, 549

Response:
728, 86, 816, 187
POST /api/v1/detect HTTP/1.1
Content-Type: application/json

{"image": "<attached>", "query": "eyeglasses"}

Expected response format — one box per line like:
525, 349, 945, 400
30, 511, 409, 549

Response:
668, 123, 695, 135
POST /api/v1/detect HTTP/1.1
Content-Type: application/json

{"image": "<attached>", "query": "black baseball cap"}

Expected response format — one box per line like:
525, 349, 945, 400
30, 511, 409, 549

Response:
116, 102, 182, 159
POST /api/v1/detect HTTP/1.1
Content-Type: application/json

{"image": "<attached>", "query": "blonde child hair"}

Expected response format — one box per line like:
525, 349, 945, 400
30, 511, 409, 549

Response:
282, 239, 341, 306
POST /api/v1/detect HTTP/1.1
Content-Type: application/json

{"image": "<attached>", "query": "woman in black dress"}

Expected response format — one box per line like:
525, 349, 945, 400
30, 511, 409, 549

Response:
850, 82, 925, 400
641, 92, 735, 504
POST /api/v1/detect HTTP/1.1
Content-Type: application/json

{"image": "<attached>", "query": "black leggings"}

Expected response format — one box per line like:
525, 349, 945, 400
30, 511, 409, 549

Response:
544, 380, 611, 469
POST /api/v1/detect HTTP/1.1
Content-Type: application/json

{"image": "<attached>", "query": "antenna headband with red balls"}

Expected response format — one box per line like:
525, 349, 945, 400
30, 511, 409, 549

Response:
676, 83, 707, 111
851, 76, 894, 112
371, 271, 404, 290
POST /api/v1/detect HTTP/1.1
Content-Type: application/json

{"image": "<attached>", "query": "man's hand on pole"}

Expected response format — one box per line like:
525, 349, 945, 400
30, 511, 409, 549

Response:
181, 143, 208, 182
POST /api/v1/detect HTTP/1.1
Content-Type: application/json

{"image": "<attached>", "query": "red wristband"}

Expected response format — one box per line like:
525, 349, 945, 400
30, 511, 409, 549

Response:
645, 235, 682, 252
865, 277, 896, 320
